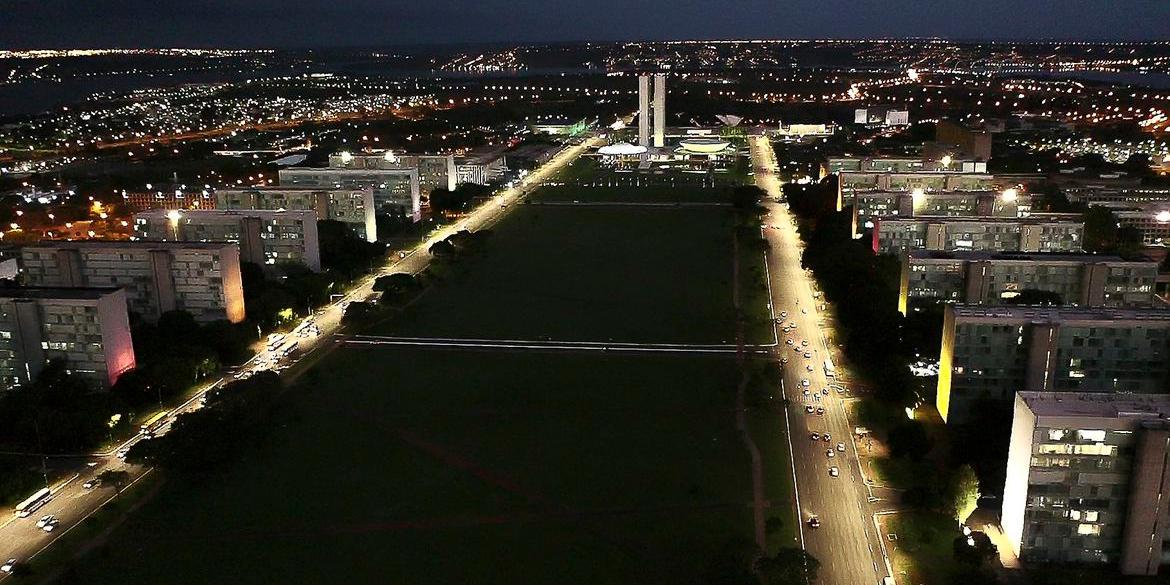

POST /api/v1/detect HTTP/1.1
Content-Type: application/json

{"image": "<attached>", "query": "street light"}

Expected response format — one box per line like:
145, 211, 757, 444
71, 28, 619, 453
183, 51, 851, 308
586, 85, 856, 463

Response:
166, 209, 182, 239
1001, 188, 1018, 203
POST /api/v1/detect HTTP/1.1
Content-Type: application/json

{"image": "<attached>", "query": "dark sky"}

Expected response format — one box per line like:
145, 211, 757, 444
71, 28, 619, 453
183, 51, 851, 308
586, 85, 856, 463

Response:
1, 0, 1169, 49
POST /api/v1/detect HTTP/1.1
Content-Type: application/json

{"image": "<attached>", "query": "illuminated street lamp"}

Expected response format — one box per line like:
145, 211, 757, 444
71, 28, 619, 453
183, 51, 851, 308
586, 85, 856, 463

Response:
1001, 188, 1019, 203
940, 154, 953, 168
166, 209, 182, 240
911, 188, 926, 209
1156, 210, 1170, 223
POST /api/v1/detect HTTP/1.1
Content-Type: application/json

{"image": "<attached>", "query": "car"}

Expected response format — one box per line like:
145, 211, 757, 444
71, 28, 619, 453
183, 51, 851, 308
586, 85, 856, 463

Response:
810, 432, 820, 441
36, 515, 54, 528
816, 407, 825, 416
803, 352, 812, 359
42, 519, 58, 532
782, 326, 791, 333
789, 322, 797, 329
802, 308, 808, 314
829, 466, 840, 477
780, 357, 789, 365
801, 379, 810, 387
826, 449, 835, 458
837, 442, 846, 452
801, 340, 809, 347
805, 405, 815, 414
83, 478, 101, 490
805, 364, 814, 372
116, 447, 130, 460
823, 433, 832, 442
802, 388, 810, 396
786, 339, 794, 346
1, 559, 16, 573
807, 516, 821, 528
780, 311, 788, 319
821, 388, 829, 396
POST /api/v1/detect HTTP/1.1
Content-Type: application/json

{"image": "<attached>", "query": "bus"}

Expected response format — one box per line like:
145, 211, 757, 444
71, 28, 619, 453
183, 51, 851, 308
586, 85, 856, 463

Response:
14, 487, 51, 518
140, 411, 169, 437
823, 359, 836, 379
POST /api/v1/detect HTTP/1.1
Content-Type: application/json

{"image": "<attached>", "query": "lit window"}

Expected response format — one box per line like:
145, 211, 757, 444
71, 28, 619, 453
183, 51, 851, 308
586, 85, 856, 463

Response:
1078, 430, 1107, 442
1048, 429, 1067, 441
1085, 511, 1099, 522
1078, 524, 1100, 536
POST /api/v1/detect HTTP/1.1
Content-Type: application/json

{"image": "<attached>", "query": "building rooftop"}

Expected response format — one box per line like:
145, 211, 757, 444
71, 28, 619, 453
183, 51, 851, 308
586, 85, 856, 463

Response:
135, 209, 317, 220
882, 213, 1082, 224
907, 249, 1135, 263
1019, 391, 1170, 420
951, 304, 1170, 322
0, 286, 121, 301
23, 240, 238, 251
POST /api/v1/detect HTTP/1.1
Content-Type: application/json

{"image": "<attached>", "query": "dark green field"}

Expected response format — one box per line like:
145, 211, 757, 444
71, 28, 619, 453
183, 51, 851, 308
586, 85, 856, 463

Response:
381, 203, 742, 344
64, 168, 795, 584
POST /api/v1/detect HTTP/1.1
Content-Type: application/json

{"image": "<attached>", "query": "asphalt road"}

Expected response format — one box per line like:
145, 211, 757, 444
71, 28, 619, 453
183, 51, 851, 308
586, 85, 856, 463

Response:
0, 135, 601, 579
750, 136, 891, 585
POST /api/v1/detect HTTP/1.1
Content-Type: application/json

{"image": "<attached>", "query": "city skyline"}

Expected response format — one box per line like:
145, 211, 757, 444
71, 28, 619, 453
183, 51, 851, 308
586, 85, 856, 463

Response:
2, 0, 1170, 49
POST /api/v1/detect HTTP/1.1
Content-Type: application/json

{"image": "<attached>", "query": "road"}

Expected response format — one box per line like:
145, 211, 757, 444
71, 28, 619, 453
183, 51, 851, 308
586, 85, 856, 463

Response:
0, 135, 601, 578
750, 136, 891, 585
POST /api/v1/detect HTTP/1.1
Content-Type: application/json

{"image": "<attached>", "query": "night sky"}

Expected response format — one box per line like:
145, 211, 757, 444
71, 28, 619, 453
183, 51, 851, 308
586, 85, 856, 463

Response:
1, 0, 1169, 49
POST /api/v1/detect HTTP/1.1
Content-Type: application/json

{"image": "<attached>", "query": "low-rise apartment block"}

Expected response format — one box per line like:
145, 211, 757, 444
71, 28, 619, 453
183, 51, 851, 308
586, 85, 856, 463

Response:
874, 215, 1084, 256
823, 156, 986, 177
1003, 392, 1170, 574
328, 151, 457, 195
215, 186, 377, 242
0, 287, 135, 389
278, 167, 420, 221
898, 250, 1158, 314
836, 171, 1012, 210
937, 305, 1170, 425
854, 189, 1030, 236
133, 209, 321, 272
19, 241, 246, 323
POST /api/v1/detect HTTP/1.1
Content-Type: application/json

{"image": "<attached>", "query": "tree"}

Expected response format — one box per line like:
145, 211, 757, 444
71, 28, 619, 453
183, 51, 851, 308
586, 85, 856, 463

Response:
730, 185, 765, 211
703, 537, 758, 585
953, 530, 998, 566
429, 239, 457, 257
950, 464, 980, 524
757, 547, 821, 585
887, 420, 931, 460
96, 470, 131, 494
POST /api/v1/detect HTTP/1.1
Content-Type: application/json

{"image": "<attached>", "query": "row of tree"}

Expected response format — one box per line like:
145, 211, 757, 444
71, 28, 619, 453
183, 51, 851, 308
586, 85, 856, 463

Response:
125, 372, 283, 477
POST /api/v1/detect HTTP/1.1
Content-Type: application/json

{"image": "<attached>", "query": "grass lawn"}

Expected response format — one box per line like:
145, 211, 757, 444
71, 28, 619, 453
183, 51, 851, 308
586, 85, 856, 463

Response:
380, 204, 740, 344
65, 350, 757, 585
881, 511, 964, 585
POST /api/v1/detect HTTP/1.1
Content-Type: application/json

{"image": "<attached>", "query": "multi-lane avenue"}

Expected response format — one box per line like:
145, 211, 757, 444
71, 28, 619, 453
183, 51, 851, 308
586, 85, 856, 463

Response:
751, 136, 892, 585
0, 135, 601, 579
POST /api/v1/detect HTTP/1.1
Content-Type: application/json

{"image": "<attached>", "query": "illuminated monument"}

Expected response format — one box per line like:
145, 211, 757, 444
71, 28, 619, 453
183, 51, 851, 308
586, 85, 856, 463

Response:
637, 73, 666, 148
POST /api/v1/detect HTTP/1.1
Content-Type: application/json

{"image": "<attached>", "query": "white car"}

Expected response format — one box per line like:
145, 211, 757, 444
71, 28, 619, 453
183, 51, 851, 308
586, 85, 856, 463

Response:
826, 449, 835, 458
786, 339, 794, 346
780, 357, 789, 365
801, 340, 809, 347
803, 352, 812, 359
116, 447, 130, 460
1, 559, 16, 573
42, 519, 58, 532
83, 478, 101, 490
800, 379, 810, 387
36, 515, 54, 528
802, 308, 808, 314
806, 364, 814, 372
829, 467, 840, 478
805, 405, 814, 414
780, 311, 788, 319
837, 442, 846, 453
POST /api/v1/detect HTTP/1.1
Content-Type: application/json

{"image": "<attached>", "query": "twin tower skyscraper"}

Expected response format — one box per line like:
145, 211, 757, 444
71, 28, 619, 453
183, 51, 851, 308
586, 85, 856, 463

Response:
638, 73, 666, 148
